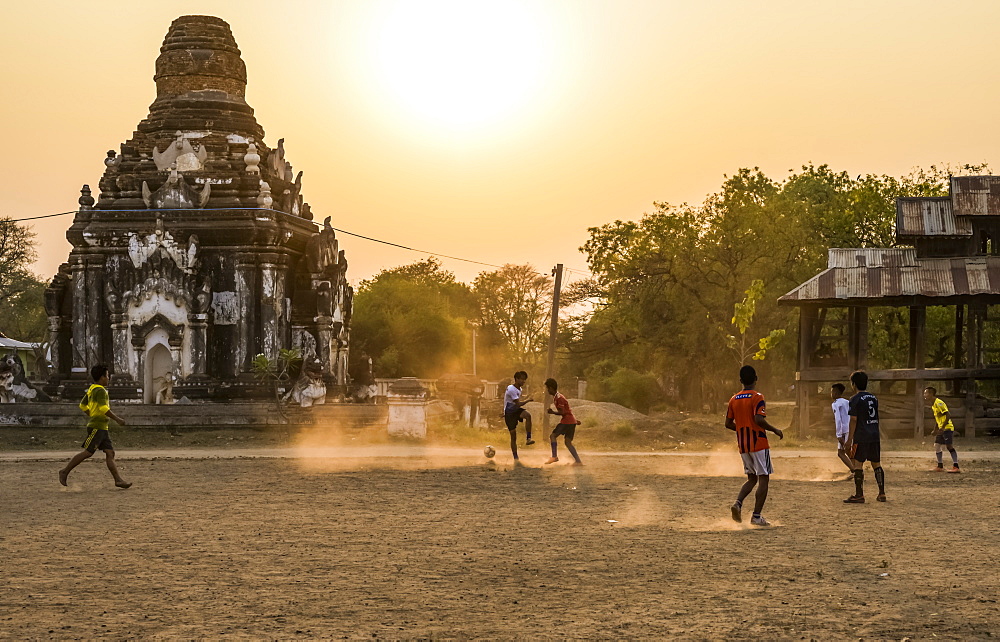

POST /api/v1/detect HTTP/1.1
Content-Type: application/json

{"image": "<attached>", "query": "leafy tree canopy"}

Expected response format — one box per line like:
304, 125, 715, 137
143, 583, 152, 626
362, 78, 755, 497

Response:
570, 163, 989, 409
352, 258, 477, 378
0, 218, 46, 343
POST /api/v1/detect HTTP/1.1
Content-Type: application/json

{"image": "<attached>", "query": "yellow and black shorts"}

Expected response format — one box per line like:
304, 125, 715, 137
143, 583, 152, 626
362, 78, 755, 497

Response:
83, 428, 114, 453
934, 430, 954, 446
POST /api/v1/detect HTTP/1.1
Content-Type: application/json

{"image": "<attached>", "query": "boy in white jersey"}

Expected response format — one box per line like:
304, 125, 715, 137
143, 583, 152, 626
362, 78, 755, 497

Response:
830, 383, 855, 475
503, 370, 534, 460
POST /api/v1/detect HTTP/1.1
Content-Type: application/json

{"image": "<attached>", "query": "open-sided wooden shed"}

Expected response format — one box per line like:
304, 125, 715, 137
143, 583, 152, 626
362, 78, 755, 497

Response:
780, 177, 1000, 438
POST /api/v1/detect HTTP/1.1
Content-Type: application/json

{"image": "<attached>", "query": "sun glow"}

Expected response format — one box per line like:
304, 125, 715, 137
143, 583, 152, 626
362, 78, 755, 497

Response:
370, 0, 552, 131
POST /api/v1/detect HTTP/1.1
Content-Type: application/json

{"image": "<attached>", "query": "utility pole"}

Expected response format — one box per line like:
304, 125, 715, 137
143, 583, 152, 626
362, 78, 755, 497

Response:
542, 264, 564, 430
468, 320, 479, 377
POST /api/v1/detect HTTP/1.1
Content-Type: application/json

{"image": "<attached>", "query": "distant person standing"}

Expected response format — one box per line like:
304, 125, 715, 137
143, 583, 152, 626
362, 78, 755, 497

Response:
59, 365, 131, 489
844, 371, 886, 503
924, 386, 960, 473
503, 370, 535, 461
830, 383, 855, 475
726, 365, 783, 527
543, 378, 582, 465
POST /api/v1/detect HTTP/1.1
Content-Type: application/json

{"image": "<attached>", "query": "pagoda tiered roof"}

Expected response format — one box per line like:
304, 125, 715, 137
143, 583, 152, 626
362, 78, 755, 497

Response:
94, 15, 310, 218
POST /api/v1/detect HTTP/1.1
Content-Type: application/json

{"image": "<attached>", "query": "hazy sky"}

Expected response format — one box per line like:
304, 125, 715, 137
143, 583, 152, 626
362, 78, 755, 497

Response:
3, 0, 1000, 285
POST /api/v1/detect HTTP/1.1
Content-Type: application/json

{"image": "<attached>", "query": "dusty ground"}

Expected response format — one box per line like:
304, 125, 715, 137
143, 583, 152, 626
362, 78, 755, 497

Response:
2, 416, 999, 454
2, 449, 999, 640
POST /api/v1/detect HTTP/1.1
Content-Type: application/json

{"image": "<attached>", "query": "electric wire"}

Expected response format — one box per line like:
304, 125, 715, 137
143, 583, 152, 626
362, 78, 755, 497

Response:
4, 207, 593, 277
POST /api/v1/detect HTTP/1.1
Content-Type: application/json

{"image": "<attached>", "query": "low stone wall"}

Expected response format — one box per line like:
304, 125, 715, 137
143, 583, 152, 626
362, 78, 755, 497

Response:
0, 402, 388, 431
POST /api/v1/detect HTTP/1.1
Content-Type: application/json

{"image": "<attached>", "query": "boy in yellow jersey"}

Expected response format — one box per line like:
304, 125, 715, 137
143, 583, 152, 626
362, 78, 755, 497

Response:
923, 386, 960, 473
59, 365, 131, 488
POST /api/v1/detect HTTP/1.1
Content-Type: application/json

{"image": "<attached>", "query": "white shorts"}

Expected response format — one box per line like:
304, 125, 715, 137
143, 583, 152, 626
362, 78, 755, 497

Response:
836, 431, 849, 449
740, 449, 773, 476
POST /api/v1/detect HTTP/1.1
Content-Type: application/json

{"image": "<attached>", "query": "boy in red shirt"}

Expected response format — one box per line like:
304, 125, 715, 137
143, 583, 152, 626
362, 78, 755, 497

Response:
726, 365, 783, 526
543, 378, 582, 465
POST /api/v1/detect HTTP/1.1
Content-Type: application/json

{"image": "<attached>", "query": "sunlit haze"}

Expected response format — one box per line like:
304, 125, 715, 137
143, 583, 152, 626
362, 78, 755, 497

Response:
3, 0, 1000, 284
370, 1, 552, 130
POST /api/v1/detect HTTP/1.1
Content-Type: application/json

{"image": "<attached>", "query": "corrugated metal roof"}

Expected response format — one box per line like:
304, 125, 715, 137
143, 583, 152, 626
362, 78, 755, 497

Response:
951, 176, 1000, 217
779, 254, 1000, 302
896, 197, 972, 237
827, 248, 917, 269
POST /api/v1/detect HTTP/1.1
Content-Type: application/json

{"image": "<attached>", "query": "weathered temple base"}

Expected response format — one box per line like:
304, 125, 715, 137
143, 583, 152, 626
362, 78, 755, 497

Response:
0, 402, 387, 431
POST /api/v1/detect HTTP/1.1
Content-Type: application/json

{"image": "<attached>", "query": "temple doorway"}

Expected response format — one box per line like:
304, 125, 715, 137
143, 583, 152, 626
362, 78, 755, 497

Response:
144, 343, 172, 404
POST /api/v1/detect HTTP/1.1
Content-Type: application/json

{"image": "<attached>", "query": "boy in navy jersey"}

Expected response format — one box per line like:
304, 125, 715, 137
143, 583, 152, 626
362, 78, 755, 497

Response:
844, 370, 886, 503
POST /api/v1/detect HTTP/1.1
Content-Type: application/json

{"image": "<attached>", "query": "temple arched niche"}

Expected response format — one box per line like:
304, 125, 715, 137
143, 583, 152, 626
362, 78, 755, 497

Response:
142, 333, 173, 404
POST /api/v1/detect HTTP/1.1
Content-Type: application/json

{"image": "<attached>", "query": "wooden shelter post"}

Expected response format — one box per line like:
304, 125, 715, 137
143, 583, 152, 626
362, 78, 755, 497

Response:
848, 306, 868, 371
796, 306, 817, 436
965, 304, 984, 438
909, 306, 927, 437
953, 305, 964, 395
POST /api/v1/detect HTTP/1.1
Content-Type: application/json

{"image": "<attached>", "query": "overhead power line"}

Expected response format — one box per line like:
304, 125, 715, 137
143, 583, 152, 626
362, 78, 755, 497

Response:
8, 210, 79, 222
4, 207, 593, 276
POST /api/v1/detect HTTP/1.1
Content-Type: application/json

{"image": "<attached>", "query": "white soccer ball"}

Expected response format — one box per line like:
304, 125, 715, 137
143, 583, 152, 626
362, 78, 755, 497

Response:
484, 445, 496, 459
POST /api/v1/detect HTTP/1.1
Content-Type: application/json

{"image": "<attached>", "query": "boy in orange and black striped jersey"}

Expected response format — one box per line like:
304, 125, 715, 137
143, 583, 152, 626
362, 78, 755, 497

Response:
725, 365, 783, 527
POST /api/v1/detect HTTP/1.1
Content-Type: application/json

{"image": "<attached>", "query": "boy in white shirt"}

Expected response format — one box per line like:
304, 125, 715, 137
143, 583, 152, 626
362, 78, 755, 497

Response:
503, 370, 535, 460
830, 383, 854, 475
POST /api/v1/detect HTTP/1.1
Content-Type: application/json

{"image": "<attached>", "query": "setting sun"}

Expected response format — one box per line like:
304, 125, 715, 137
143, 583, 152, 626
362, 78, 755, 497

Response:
368, 0, 552, 130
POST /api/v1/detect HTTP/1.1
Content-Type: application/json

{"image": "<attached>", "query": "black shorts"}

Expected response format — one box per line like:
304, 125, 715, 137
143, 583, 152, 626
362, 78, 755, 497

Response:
504, 412, 523, 431
934, 431, 954, 446
83, 428, 114, 453
552, 423, 577, 440
852, 441, 880, 464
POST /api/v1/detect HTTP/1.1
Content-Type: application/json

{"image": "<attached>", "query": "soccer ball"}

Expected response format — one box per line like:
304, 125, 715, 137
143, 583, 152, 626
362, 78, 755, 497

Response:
484, 445, 496, 459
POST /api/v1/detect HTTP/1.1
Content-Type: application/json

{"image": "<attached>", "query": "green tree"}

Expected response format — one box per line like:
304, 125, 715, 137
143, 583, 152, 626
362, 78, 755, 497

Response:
0, 218, 46, 342
571, 163, 989, 409
0, 218, 38, 305
473, 264, 552, 368
723, 279, 785, 367
352, 259, 477, 378
0, 276, 48, 342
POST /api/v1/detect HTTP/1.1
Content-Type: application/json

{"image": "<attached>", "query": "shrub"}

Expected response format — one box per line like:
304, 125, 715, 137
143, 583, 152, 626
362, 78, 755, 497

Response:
603, 368, 663, 413
613, 421, 636, 438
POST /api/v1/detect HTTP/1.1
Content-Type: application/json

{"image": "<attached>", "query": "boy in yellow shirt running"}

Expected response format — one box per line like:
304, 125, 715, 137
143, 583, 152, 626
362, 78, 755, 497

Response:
923, 386, 960, 473
59, 365, 131, 488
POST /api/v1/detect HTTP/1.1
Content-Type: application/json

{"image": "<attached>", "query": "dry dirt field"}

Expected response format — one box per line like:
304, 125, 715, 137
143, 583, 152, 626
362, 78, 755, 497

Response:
2, 449, 999, 639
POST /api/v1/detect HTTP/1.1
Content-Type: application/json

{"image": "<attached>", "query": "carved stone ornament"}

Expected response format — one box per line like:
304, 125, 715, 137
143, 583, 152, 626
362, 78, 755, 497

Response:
305, 216, 338, 274
282, 358, 326, 407
152, 130, 208, 172
142, 165, 211, 209
244, 142, 260, 174
267, 138, 294, 181
284, 170, 303, 215
126, 219, 200, 273
78, 184, 95, 210
293, 328, 318, 361
154, 371, 175, 405
131, 313, 184, 348
257, 180, 273, 209
104, 150, 122, 169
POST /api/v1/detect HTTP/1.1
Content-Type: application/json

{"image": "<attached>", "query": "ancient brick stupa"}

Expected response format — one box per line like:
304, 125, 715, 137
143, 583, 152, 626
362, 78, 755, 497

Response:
44, 15, 352, 402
